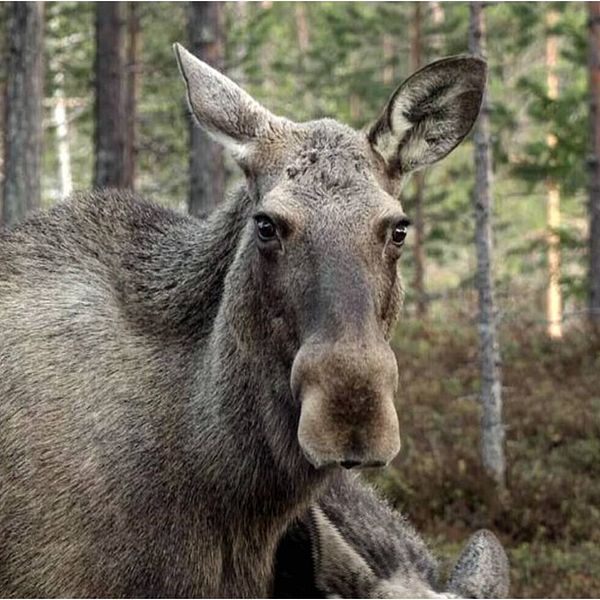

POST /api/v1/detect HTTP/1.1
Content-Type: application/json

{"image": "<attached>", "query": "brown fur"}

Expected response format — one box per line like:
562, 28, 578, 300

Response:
0, 46, 486, 596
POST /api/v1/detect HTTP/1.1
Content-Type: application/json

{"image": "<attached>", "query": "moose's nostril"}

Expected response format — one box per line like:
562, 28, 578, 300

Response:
340, 460, 361, 469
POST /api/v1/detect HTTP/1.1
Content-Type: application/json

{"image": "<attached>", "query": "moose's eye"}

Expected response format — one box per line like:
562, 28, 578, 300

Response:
255, 214, 277, 242
391, 219, 410, 245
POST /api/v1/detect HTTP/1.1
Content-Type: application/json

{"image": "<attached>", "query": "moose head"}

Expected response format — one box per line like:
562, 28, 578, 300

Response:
175, 44, 486, 471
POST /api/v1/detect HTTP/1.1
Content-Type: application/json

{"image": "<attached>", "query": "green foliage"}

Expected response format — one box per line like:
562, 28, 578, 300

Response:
42, 2, 94, 203
38, 2, 592, 317
136, 3, 189, 204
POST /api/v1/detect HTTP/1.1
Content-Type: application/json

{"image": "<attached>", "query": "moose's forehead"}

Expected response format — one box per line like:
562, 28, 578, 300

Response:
288, 120, 372, 183
263, 119, 399, 222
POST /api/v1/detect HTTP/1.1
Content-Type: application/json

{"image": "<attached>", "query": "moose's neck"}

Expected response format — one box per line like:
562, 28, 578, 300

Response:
183, 312, 328, 598
128, 180, 328, 519
121, 185, 254, 340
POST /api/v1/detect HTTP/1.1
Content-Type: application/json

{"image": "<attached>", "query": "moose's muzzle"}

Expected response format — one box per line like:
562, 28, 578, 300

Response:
291, 337, 400, 470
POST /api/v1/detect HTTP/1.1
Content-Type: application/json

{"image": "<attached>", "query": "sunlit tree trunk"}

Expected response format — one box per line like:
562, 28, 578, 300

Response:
2, 2, 44, 226
295, 2, 314, 118
469, 2, 506, 491
188, 1, 225, 218
411, 2, 427, 317
53, 72, 73, 199
546, 10, 563, 339
430, 1, 445, 51
94, 2, 127, 189
430, 2, 445, 27
588, 3, 600, 327
230, 1, 248, 87
349, 51, 361, 124
382, 34, 396, 87
295, 3, 309, 53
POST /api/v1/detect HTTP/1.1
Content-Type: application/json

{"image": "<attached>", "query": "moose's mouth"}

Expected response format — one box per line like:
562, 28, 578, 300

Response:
299, 445, 337, 470
300, 444, 388, 470
295, 385, 401, 471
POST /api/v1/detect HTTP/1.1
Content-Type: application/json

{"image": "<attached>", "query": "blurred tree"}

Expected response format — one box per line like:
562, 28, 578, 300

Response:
0, 4, 7, 188
13, 1, 593, 326
52, 76, 72, 199
589, 2, 600, 327
47, 5, 73, 200
2, 2, 44, 226
94, 2, 127, 189
188, 1, 225, 217
411, 3, 427, 317
504, 3, 588, 317
133, 2, 187, 203
469, 2, 505, 491
545, 9, 563, 338
43, 2, 95, 203
124, 2, 140, 190
382, 32, 397, 87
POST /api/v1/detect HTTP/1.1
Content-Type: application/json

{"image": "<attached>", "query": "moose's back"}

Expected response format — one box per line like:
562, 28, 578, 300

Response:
0, 191, 213, 596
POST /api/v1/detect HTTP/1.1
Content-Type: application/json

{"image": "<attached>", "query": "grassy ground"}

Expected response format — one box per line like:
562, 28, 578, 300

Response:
368, 316, 600, 598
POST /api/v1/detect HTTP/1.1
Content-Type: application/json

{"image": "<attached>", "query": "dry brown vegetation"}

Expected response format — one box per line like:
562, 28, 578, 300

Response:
367, 314, 600, 597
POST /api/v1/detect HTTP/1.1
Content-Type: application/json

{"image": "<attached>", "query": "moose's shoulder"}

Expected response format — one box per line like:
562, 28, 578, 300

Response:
0, 190, 202, 288
61, 189, 195, 233
2, 190, 201, 255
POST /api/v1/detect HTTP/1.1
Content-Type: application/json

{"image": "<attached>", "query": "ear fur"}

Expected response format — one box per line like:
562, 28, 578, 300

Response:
368, 55, 487, 176
310, 507, 377, 596
445, 529, 510, 599
173, 43, 287, 163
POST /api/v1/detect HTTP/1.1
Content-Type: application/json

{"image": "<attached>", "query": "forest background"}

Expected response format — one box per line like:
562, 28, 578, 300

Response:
2, 2, 600, 597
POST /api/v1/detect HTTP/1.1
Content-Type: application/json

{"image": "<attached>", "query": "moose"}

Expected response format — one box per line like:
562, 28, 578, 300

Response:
0, 44, 508, 597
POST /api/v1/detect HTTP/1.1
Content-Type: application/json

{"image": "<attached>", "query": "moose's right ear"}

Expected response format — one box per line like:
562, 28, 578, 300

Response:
446, 530, 510, 599
368, 56, 486, 179
173, 43, 288, 164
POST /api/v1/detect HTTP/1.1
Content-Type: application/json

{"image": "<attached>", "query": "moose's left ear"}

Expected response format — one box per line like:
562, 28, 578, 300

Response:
368, 56, 486, 177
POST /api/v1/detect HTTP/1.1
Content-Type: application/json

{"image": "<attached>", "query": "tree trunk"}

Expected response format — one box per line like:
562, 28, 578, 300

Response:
588, 3, 600, 327
53, 72, 73, 199
430, 1, 445, 51
349, 50, 361, 124
230, 1, 248, 88
545, 10, 563, 339
0, 4, 6, 187
94, 2, 127, 189
295, 3, 310, 53
123, 2, 140, 190
469, 2, 506, 490
188, 1, 225, 218
411, 2, 427, 317
2, 2, 44, 226
382, 34, 396, 87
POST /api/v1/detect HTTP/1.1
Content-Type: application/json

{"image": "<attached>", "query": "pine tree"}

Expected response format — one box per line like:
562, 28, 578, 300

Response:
188, 1, 225, 217
411, 3, 427, 317
588, 2, 600, 327
545, 9, 563, 338
124, 2, 140, 190
94, 2, 127, 189
2, 2, 44, 226
469, 2, 506, 490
